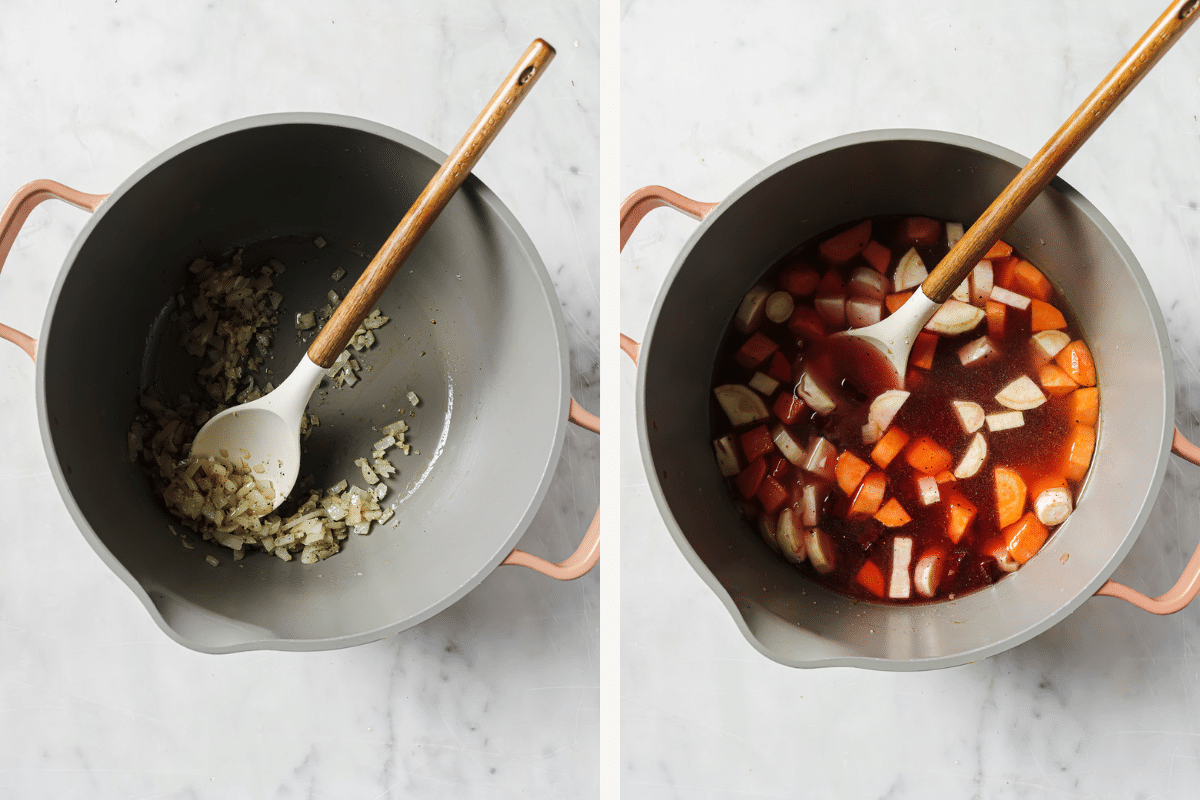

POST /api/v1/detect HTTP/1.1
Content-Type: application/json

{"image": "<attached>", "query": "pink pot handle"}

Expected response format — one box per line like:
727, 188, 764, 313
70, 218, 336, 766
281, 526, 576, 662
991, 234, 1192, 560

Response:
1094, 428, 1200, 613
0, 180, 107, 360
618, 185, 718, 361
501, 396, 600, 579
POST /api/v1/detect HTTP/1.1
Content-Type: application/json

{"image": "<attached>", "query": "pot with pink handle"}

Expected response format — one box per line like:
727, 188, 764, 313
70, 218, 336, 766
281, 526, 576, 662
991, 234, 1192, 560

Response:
622, 129, 1200, 670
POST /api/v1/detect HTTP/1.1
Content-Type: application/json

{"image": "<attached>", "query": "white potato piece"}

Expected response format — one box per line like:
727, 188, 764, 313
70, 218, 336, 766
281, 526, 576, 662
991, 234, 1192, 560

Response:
916, 474, 940, 506
1031, 330, 1071, 361
894, 247, 928, 291
969, 261, 993, 307
772, 424, 809, 467
765, 291, 795, 324
800, 482, 821, 527
804, 436, 838, 481
954, 432, 988, 479
913, 550, 946, 598
748, 371, 780, 396
848, 266, 890, 301
862, 420, 883, 445
957, 335, 1000, 368
953, 400, 985, 434
814, 293, 846, 328
986, 410, 1025, 432
925, 299, 985, 336
869, 389, 910, 434
889, 536, 913, 599
990, 285, 1031, 310
946, 221, 965, 247
712, 436, 742, 477
776, 508, 807, 563
1035, 487, 1074, 526
806, 528, 837, 574
758, 513, 780, 552
996, 375, 1047, 410
735, 285, 771, 333
846, 296, 883, 328
797, 371, 837, 415
952, 278, 971, 303
714, 384, 770, 426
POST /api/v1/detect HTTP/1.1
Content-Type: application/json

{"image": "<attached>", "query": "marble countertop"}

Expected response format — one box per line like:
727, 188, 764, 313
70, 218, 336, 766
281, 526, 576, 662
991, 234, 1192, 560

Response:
621, 1, 1200, 798
0, 1, 597, 797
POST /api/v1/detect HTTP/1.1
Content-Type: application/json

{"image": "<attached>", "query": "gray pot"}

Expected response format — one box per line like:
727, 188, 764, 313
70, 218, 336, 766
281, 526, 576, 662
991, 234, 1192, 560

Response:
0, 113, 598, 653
622, 129, 1200, 670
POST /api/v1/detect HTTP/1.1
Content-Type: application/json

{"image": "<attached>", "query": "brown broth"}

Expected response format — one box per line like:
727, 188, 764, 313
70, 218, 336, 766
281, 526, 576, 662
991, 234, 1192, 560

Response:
710, 215, 1095, 604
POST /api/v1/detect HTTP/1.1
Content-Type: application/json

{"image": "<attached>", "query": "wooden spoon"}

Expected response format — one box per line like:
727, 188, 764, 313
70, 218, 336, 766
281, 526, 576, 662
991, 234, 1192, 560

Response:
189, 39, 555, 509
835, 0, 1200, 392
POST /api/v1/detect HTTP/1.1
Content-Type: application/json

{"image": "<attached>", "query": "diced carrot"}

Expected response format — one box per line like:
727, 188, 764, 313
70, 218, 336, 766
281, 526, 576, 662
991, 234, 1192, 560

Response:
740, 425, 774, 462
904, 435, 952, 475
943, 489, 977, 544
905, 368, 924, 392
786, 306, 827, 340
835, 451, 872, 496
1028, 473, 1069, 501
815, 269, 845, 297
986, 300, 1006, 338
848, 471, 887, 519
735, 458, 767, 499
1062, 424, 1096, 481
871, 427, 911, 469
777, 263, 821, 296
768, 454, 791, 481
756, 476, 789, 514
1030, 299, 1067, 331
897, 216, 942, 246
1054, 340, 1096, 387
772, 392, 806, 425
862, 240, 891, 274
935, 470, 956, 484
874, 497, 912, 528
1003, 511, 1050, 564
992, 256, 1019, 289
1066, 387, 1099, 426
994, 466, 1027, 528
735, 332, 779, 370
819, 220, 872, 264
910, 331, 938, 370
1038, 363, 1079, 397
885, 291, 913, 315
1012, 261, 1053, 301
855, 559, 887, 598
767, 352, 791, 384
984, 240, 1013, 260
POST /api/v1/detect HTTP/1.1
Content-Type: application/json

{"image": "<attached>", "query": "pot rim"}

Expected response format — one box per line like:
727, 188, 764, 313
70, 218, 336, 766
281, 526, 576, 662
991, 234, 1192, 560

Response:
35, 112, 571, 653
635, 127, 1175, 669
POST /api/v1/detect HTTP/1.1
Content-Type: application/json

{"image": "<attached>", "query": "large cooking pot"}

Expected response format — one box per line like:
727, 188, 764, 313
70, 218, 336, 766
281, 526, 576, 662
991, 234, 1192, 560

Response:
621, 129, 1200, 670
0, 113, 599, 653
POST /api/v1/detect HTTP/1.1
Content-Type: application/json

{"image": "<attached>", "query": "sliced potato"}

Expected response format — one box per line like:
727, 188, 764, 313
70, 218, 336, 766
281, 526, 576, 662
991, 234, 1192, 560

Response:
869, 389, 910, 434
748, 371, 780, 396
776, 508, 806, 563
764, 291, 795, 324
996, 375, 1047, 410
806, 528, 837, 574
951, 278, 971, 303
848, 266, 890, 301
990, 285, 1031, 310
985, 410, 1025, 432
797, 371, 837, 415
714, 384, 770, 426
712, 436, 741, 477
916, 473, 940, 506
735, 285, 771, 333
946, 222, 965, 247
913, 549, 946, 598
772, 424, 809, 467
1034, 487, 1073, 526
1031, 329, 1070, 360
953, 432, 988, 479
889, 536, 913, 599
952, 400, 985, 434
925, 299, 985, 336
894, 247, 928, 291
957, 335, 999, 368
804, 436, 838, 481
800, 482, 821, 527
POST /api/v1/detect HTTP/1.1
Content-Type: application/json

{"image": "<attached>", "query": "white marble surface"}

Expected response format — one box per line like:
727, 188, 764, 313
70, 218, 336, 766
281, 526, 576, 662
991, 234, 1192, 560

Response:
622, 1, 1200, 797
0, 1, 597, 797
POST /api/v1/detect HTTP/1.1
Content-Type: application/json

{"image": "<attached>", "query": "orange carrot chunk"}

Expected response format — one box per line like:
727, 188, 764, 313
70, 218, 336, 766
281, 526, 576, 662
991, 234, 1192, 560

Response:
910, 331, 938, 370
1054, 340, 1096, 387
1004, 511, 1050, 564
1066, 387, 1099, 426
935, 470, 957, 485
984, 240, 1013, 260
986, 300, 1006, 338
871, 427, 911, 469
992, 256, 1019, 289
862, 240, 891, 274
1012, 261, 1053, 301
735, 458, 768, 499
1030, 299, 1067, 332
897, 216, 942, 246
904, 435, 952, 475
1062, 424, 1096, 481
855, 559, 887, 598
756, 476, 789, 514
874, 497, 912, 528
819, 220, 872, 264
1038, 363, 1079, 398
1028, 473, 1070, 501
835, 451, 872, 496
995, 466, 1027, 528
848, 471, 887, 519
943, 489, 977, 544
885, 291, 913, 314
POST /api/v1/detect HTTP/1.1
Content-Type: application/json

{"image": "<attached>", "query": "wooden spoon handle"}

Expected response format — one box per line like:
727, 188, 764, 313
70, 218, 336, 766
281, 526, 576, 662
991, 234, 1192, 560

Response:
922, 0, 1200, 304
308, 38, 556, 368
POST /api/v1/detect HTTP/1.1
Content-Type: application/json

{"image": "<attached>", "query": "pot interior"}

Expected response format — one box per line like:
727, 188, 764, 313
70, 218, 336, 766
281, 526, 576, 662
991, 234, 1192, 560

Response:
639, 131, 1172, 669
39, 115, 568, 652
